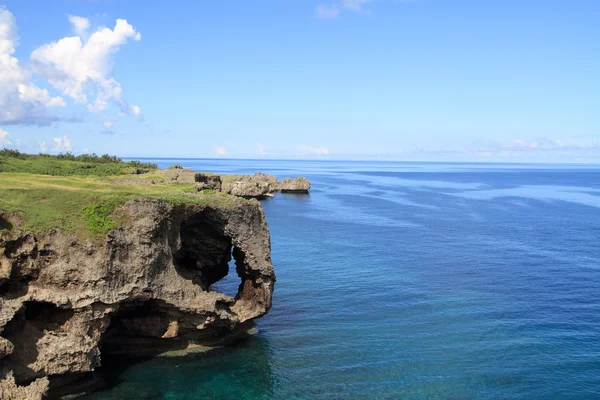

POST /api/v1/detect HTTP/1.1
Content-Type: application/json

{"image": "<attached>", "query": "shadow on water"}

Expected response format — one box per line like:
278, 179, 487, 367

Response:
278, 192, 310, 199
79, 335, 274, 400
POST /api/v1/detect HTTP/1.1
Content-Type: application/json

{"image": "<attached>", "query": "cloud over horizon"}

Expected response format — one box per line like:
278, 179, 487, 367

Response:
52, 135, 72, 152
297, 145, 330, 156
215, 146, 227, 156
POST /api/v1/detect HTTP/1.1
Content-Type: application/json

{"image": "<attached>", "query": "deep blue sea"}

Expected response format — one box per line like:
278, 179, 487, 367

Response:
83, 160, 600, 399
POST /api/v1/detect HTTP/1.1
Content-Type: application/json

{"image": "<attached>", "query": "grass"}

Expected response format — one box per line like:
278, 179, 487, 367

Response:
0, 151, 244, 238
0, 149, 157, 176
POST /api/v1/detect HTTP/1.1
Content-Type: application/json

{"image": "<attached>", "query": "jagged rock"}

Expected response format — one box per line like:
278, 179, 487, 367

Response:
221, 173, 311, 198
225, 180, 270, 198
273, 177, 311, 193
162, 167, 196, 182
195, 173, 223, 191
0, 198, 275, 399
0, 372, 48, 400
252, 173, 278, 185
0, 338, 13, 359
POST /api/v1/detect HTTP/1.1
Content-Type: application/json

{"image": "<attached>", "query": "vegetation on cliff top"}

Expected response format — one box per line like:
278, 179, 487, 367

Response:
0, 149, 157, 176
0, 150, 244, 238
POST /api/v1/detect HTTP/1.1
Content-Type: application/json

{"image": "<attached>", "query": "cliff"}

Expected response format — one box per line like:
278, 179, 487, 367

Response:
0, 198, 275, 399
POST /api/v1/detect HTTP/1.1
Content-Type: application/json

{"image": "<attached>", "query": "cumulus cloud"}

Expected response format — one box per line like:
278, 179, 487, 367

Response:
0, 7, 141, 125
0, 7, 66, 125
31, 16, 142, 116
103, 120, 113, 129
298, 145, 330, 155
68, 15, 90, 38
39, 140, 47, 153
0, 128, 11, 146
215, 146, 227, 156
257, 143, 267, 156
53, 135, 72, 152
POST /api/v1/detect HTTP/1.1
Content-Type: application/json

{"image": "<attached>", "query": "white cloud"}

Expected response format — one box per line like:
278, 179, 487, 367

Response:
316, 0, 373, 18
0, 7, 66, 125
297, 145, 330, 156
258, 143, 267, 155
39, 141, 47, 153
0, 7, 141, 125
215, 146, 227, 156
53, 135, 72, 152
103, 120, 113, 129
0, 129, 10, 146
68, 15, 90, 38
315, 4, 341, 18
501, 137, 599, 151
316, 0, 410, 19
30, 15, 142, 116
129, 104, 141, 118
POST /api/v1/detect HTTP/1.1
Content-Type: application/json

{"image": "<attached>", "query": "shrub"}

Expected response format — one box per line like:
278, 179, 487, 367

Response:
82, 198, 123, 234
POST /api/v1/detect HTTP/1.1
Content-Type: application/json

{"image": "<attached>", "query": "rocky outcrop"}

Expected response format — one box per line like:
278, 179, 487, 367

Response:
220, 173, 311, 198
194, 173, 223, 192
162, 166, 196, 183
0, 198, 275, 399
273, 177, 311, 193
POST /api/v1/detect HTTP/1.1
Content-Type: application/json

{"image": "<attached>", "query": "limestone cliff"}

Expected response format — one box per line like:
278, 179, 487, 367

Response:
0, 198, 275, 399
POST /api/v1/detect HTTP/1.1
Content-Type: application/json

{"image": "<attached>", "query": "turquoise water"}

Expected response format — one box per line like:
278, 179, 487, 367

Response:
83, 160, 600, 399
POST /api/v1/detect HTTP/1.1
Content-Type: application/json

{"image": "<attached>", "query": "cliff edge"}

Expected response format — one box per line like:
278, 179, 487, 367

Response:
0, 198, 275, 399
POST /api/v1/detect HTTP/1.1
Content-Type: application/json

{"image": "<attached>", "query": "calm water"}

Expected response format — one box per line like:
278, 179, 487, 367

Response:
83, 160, 600, 399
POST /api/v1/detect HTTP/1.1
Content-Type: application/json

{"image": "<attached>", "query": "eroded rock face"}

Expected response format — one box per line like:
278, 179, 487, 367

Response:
221, 173, 311, 198
274, 177, 311, 193
194, 174, 223, 192
0, 198, 275, 399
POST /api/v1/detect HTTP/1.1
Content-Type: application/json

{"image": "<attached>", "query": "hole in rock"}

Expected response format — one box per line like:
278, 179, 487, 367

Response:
173, 212, 246, 299
211, 246, 244, 298
99, 300, 189, 360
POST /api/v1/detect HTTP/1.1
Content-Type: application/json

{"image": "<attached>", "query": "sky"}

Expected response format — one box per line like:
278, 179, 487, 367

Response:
0, 0, 599, 162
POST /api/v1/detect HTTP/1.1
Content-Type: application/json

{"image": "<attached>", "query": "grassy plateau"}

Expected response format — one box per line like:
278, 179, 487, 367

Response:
0, 150, 241, 238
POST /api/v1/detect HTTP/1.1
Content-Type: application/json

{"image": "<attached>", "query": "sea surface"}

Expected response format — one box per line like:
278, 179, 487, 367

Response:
82, 160, 600, 399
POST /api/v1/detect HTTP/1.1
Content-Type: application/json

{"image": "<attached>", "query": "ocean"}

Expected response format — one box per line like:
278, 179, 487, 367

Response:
81, 160, 600, 399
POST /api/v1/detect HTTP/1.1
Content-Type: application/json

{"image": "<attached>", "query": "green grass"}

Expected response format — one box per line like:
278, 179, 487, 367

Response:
200, 189, 217, 195
82, 198, 122, 234
0, 149, 157, 176
0, 151, 244, 238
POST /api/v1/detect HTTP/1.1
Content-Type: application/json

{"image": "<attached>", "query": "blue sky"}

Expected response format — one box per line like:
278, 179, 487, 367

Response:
0, 0, 598, 161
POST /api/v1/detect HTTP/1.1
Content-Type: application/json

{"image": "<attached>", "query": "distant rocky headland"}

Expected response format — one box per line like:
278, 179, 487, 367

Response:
165, 165, 311, 198
0, 151, 309, 399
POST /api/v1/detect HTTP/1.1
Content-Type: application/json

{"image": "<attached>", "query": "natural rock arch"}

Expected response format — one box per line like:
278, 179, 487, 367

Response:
0, 198, 275, 399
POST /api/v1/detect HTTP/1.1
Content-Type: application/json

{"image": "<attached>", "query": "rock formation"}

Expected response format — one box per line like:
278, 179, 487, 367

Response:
273, 177, 311, 193
0, 198, 275, 399
220, 173, 311, 198
194, 173, 223, 192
